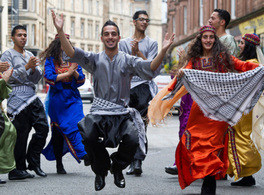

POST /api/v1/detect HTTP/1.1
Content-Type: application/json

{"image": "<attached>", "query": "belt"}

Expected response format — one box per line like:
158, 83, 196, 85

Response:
62, 84, 72, 89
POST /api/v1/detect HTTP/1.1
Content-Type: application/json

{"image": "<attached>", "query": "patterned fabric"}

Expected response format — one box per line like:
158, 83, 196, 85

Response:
200, 25, 216, 34
243, 33, 260, 45
7, 86, 38, 118
165, 67, 264, 126
88, 97, 146, 154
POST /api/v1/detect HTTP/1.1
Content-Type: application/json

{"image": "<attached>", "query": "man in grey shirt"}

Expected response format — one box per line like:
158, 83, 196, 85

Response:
1, 25, 49, 180
119, 10, 159, 176
52, 10, 174, 191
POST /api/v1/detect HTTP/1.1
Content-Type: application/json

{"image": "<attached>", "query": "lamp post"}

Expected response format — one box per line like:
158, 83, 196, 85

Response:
0, 6, 3, 56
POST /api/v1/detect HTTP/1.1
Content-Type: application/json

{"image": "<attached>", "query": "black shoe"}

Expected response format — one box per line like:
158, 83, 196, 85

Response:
82, 154, 91, 166
134, 159, 142, 176
28, 166, 47, 177
95, 174, 105, 191
23, 170, 35, 178
111, 168, 125, 188
8, 169, 33, 180
165, 165, 178, 175
0, 179, 6, 184
126, 161, 135, 175
57, 166, 67, 174
201, 176, 216, 195
231, 176, 256, 186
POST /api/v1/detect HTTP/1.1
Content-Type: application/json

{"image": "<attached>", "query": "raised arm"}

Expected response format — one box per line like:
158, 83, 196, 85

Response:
51, 10, 75, 58
150, 33, 175, 71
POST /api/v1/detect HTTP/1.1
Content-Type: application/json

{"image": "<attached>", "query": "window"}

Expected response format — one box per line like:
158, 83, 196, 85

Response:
184, 6, 187, 34
120, 0, 123, 14
96, 45, 100, 53
82, 0, 84, 12
23, 0, 28, 10
113, 0, 117, 12
129, 25, 133, 37
88, 20, 93, 39
71, 0, 75, 11
231, 0, 236, 19
88, 0, 92, 14
31, 0, 35, 12
120, 19, 123, 36
31, 24, 35, 46
96, 1, 99, 15
81, 43, 85, 50
130, 3, 133, 16
23, 25, 28, 46
88, 44, 93, 51
95, 22, 99, 40
199, 0, 203, 26
214, 0, 218, 9
81, 21, 84, 38
71, 20, 75, 37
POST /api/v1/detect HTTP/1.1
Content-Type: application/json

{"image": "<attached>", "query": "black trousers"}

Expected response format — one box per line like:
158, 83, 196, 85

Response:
129, 83, 152, 160
8, 98, 49, 170
78, 114, 138, 176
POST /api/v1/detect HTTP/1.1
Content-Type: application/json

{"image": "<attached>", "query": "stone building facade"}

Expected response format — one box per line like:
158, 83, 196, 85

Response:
3, 0, 162, 88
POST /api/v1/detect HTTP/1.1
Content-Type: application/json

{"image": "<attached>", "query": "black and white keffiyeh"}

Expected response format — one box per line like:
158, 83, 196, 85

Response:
89, 97, 146, 154
164, 67, 264, 126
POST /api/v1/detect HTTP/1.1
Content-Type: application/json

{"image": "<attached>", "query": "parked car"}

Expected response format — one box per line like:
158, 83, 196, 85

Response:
153, 74, 181, 115
78, 79, 94, 102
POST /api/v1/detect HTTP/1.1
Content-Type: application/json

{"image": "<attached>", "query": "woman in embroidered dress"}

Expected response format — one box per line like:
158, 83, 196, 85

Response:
227, 33, 263, 186
171, 26, 259, 195
39, 34, 89, 174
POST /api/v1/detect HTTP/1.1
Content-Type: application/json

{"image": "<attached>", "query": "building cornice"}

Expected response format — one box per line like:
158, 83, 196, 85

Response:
228, 7, 264, 28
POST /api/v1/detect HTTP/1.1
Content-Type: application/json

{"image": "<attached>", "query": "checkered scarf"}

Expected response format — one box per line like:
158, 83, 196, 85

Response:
164, 67, 264, 126
89, 97, 146, 154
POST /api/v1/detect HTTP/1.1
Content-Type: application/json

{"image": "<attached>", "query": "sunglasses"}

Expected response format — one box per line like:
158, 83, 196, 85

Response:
135, 18, 150, 23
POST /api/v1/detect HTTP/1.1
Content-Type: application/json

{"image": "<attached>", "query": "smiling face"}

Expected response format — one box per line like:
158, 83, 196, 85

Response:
238, 39, 245, 54
101, 25, 121, 50
12, 29, 27, 49
201, 31, 215, 53
134, 14, 149, 33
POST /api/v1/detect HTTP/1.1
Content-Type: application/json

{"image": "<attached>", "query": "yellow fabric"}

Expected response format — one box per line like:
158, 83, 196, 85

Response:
227, 58, 262, 181
227, 110, 261, 180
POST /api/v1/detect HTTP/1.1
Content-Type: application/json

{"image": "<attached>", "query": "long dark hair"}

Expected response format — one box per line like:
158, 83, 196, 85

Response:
187, 33, 234, 72
39, 39, 63, 64
239, 40, 257, 61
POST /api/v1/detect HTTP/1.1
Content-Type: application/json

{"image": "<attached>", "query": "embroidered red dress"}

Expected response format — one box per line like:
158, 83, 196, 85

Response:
176, 56, 259, 189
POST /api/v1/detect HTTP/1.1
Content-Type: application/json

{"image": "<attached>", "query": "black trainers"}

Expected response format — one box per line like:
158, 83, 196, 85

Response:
231, 176, 256, 186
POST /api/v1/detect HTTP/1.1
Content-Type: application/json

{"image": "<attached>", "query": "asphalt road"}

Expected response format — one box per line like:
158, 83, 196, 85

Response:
1, 97, 264, 194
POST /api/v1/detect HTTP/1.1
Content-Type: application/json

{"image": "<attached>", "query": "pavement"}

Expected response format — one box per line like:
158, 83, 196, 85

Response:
1, 92, 264, 194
